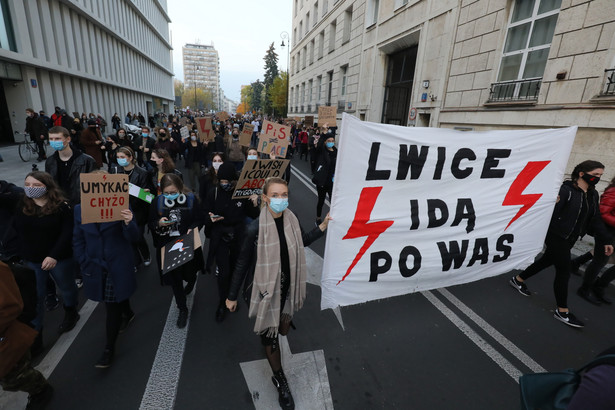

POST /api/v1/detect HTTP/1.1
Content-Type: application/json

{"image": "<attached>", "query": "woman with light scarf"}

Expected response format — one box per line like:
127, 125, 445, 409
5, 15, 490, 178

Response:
226, 177, 330, 410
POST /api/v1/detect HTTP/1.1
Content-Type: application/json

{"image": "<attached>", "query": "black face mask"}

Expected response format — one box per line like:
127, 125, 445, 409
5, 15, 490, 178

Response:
581, 173, 600, 187
160, 133, 167, 138
149, 159, 158, 168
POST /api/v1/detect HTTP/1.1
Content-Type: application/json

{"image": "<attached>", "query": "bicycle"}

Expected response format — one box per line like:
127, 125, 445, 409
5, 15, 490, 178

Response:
18, 132, 47, 162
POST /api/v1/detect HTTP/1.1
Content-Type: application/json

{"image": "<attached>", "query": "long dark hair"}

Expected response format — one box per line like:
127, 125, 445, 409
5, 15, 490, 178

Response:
22, 171, 66, 216
152, 148, 175, 173
206, 152, 225, 184
160, 173, 188, 194
571, 160, 604, 190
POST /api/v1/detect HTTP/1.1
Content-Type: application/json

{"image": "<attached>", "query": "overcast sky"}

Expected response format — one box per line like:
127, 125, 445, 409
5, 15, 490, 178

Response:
167, 0, 293, 102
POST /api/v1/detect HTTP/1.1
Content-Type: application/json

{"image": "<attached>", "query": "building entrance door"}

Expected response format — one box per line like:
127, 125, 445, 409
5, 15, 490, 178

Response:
382, 46, 417, 125
0, 81, 13, 143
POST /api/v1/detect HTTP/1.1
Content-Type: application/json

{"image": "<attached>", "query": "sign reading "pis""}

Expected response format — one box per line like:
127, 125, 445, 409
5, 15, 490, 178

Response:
257, 120, 290, 157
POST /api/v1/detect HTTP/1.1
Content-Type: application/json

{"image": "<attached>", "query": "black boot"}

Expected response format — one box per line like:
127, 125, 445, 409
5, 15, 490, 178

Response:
215, 301, 226, 323
177, 308, 188, 328
272, 369, 295, 410
593, 286, 612, 305
58, 305, 80, 334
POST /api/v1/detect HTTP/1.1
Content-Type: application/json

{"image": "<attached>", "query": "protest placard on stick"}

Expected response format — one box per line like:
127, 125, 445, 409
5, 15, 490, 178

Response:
257, 120, 290, 157
232, 159, 290, 199
239, 123, 254, 147
195, 117, 213, 142
80, 173, 129, 224
318, 106, 337, 126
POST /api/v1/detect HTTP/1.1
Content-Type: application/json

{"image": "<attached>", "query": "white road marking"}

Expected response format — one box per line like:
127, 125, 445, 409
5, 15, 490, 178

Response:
436, 288, 546, 373
0, 300, 99, 408
139, 277, 198, 410
240, 336, 334, 410
291, 167, 331, 207
422, 291, 523, 381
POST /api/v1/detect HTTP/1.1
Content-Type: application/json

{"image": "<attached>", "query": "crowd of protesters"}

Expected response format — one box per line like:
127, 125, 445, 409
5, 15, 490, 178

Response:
2, 107, 337, 410
5, 104, 615, 409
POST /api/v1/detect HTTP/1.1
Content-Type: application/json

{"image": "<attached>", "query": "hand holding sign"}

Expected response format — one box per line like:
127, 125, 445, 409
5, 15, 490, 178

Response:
257, 120, 290, 157
195, 117, 213, 142
80, 173, 129, 224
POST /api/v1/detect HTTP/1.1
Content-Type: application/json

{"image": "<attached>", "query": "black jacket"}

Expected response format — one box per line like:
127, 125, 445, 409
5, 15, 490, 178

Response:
549, 180, 611, 241
313, 145, 337, 188
25, 114, 48, 140
109, 164, 153, 226
227, 212, 324, 302
45, 148, 96, 204
0, 182, 23, 259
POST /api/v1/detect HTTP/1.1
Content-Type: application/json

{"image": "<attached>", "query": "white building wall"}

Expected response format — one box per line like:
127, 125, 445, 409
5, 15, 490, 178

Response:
0, 0, 174, 138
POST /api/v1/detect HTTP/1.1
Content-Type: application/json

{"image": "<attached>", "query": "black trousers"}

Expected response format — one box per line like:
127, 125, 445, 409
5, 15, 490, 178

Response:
583, 236, 615, 290
519, 233, 575, 308
316, 185, 332, 219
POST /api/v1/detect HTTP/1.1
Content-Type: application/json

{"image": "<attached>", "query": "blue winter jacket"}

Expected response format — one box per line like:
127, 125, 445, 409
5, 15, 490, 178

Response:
73, 205, 140, 302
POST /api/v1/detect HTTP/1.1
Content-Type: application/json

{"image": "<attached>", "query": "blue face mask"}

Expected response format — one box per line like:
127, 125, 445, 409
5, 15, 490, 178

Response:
268, 197, 289, 213
326, 142, 335, 148
163, 192, 180, 201
247, 155, 258, 160
220, 182, 233, 191
142, 133, 149, 137
117, 158, 130, 167
49, 140, 65, 151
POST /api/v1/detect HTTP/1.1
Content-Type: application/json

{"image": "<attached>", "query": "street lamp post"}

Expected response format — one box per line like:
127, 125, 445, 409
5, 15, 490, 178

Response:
193, 65, 200, 111
280, 31, 290, 118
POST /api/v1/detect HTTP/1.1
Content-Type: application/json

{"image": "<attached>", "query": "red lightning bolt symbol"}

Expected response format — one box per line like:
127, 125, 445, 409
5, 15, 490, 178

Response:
338, 187, 394, 285
502, 161, 551, 230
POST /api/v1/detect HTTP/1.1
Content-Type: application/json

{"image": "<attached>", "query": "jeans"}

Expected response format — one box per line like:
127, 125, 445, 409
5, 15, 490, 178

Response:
27, 259, 78, 331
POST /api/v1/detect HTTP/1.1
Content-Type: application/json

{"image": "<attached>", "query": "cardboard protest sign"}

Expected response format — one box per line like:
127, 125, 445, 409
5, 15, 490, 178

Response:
235, 113, 243, 120
80, 173, 129, 224
128, 183, 155, 204
239, 123, 254, 147
195, 117, 213, 142
320, 113, 577, 309
293, 116, 301, 123
305, 116, 314, 127
160, 230, 202, 275
180, 126, 190, 139
232, 159, 290, 199
318, 106, 337, 126
257, 120, 290, 157
217, 111, 230, 121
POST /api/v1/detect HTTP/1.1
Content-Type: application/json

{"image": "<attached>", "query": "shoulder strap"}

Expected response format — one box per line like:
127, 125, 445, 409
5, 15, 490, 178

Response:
577, 354, 615, 373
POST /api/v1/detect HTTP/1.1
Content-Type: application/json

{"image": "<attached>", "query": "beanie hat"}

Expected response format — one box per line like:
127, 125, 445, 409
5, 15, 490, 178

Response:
217, 162, 237, 181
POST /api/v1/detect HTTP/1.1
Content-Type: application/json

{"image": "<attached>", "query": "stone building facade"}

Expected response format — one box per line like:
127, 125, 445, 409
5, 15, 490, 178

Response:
0, 0, 174, 142
290, 0, 615, 180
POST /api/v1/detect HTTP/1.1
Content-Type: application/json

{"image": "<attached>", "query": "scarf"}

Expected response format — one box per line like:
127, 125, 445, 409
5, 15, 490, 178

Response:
249, 206, 307, 337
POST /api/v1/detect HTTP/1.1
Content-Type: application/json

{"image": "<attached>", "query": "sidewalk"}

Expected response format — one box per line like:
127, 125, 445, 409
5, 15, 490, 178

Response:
0, 143, 43, 186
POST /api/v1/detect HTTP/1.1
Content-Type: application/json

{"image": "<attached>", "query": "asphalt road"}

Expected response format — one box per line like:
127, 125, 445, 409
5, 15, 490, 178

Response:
1, 147, 614, 409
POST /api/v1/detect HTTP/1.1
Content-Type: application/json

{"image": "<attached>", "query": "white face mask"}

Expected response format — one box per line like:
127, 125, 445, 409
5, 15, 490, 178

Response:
191, 136, 197, 141
212, 161, 222, 170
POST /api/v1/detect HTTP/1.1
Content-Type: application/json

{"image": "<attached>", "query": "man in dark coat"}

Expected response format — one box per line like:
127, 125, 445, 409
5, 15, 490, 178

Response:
45, 126, 96, 205
25, 108, 48, 162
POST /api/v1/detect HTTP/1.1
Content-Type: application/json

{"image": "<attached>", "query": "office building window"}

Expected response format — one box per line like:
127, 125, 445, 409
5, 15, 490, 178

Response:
340, 65, 348, 97
308, 79, 313, 102
306, 12, 310, 34
318, 31, 325, 59
329, 21, 336, 53
491, 0, 561, 101
367, 0, 380, 27
395, 0, 408, 9
317, 75, 322, 101
314, 2, 318, 25
310, 39, 315, 64
323, 0, 328, 15
342, 8, 352, 44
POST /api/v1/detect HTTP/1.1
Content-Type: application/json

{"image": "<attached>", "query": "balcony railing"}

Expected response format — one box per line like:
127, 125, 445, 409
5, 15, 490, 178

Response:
488, 77, 542, 103
601, 69, 615, 95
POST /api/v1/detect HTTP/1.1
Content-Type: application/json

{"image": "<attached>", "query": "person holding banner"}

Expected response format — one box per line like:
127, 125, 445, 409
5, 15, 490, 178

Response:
312, 132, 337, 225
510, 160, 613, 328
109, 147, 154, 268
204, 162, 258, 322
73, 195, 139, 368
225, 177, 330, 410
12, 172, 80, 342
149, 174, 203, 328
149, 149, 183, 195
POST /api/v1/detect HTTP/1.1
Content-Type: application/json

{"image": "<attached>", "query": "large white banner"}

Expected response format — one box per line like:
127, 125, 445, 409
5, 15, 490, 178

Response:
321, 113, 577, 309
